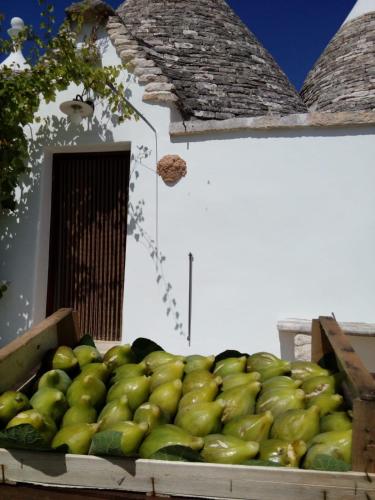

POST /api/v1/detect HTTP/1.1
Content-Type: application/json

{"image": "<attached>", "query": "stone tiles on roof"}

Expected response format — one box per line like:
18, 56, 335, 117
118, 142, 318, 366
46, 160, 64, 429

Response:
66, 0, 115, 22
301, 12, 375, 113
111, 0, 306, 120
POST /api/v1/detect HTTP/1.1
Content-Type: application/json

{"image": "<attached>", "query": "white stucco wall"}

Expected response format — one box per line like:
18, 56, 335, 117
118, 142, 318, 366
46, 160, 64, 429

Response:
1, 30, 375, 358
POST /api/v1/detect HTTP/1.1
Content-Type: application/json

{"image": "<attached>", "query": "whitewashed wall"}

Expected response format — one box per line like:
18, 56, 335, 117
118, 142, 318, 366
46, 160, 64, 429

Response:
1, 31, 375, 356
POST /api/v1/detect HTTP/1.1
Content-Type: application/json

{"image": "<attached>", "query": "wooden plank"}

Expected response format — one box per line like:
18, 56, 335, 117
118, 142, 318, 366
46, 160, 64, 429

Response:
1, 449, 375, 499
0, 450, 151, 493
0, 309, 79, 393
352, 399, 375, 473
319, 316, 375, 401
56, 310, 81, 347
311, 318, 333, 365
0, 484, 184, 500
138, 460, 375, 490
139, 460, 375, 500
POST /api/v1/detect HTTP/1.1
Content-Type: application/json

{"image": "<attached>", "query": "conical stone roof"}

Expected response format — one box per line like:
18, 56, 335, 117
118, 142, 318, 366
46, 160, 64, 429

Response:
66, 0, 115, 21
114, 0, 306, 120
301, 12, 375, 112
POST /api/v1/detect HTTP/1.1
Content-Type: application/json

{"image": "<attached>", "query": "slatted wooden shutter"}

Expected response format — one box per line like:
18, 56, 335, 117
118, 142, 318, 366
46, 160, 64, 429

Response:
47, 151, 130, 341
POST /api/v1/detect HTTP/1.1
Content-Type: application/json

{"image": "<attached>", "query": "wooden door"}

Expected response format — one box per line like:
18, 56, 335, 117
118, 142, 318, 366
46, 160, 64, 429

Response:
46, 151, 130, 341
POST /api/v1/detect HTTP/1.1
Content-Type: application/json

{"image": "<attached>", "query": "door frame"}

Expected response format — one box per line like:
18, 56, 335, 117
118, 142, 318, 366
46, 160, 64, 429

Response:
32, 142, 131, 342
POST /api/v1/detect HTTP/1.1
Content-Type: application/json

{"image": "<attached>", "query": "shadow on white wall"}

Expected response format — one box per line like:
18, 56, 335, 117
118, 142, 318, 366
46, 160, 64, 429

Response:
0, 109, 184, 347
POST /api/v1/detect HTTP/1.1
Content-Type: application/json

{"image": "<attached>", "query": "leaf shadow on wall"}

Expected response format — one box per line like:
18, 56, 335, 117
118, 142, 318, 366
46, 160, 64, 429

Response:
0, 113, 184, 346
0, 114, 115, 347
127, 144, 185, 338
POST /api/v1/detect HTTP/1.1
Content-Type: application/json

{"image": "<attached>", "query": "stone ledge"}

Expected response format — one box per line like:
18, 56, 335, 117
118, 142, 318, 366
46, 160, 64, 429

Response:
277, 318, 375, 337
169, 111, 375, 137
143, 91, 178, 103
145, 82, 175, 92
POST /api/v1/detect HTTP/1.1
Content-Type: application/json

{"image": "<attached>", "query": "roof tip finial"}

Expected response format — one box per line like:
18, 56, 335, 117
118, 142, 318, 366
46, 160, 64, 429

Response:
8, 17, 26, 40
0, 16, 30, 71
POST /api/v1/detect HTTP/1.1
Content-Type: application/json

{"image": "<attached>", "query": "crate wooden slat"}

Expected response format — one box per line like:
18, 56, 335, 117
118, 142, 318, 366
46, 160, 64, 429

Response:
0, 449, 149, 493
0, 449, 374, 500
316, 317, 375, 401
0, 309, 80, 393
0, 483, 189, 500
139, 460, 375, 500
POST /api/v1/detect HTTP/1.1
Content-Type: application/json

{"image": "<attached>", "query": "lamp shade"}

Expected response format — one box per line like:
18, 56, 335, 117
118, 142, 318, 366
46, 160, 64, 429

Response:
60, 97, 94, 124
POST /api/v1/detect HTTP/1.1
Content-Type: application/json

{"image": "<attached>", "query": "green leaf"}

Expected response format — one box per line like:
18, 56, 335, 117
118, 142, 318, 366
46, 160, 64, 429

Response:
89, 430, 123, 457
0, 281, 9, 299
0, 2, 134, 215
149, 445, 203, 463
318, 352, 338, 371
0, 424, 52, 452
310, 454, 351, 472
241, 459, 284, 468
131, 338, 164, 363
77, 334, 97, 348
214, 350, 248, 363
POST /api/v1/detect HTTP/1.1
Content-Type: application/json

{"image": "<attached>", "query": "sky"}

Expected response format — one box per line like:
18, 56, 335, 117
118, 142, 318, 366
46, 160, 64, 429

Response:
0, 0, 357, 90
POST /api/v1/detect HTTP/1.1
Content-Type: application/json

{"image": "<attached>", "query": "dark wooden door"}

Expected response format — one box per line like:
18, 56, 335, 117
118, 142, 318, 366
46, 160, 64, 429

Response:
47, 151, 130, 341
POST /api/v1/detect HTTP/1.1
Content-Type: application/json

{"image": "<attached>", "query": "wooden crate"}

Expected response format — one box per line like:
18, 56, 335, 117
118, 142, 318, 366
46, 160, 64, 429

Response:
0, 309, 375, 500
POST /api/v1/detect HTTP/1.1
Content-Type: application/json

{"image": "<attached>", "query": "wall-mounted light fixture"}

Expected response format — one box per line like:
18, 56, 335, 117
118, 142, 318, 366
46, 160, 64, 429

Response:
59, 94, 94, 125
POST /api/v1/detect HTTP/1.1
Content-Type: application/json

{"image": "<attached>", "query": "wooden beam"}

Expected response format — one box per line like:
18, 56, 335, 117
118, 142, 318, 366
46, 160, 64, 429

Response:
56, 310, 81, 346
319, 316, 375, 401
352, 399, 375, 473
311, 318, 333, 364
0, 309, 80, 393
0, 483, 170, 500
1, 449, 375, 499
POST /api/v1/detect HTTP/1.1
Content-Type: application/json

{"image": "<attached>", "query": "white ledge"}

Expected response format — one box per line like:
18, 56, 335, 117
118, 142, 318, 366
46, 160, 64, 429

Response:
170, 111, 375, 137
277, 318, 375, 337
96, 339, 120, 355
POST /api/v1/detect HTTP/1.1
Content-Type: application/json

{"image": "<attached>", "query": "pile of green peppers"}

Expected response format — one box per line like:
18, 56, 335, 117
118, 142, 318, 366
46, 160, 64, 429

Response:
0, 344, 352, 468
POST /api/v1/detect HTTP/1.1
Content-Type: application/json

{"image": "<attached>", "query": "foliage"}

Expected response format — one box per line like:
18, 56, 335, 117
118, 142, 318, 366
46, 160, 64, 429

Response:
0, 423, 56, 452
149, 445, 204, 463
89, 430, 124, 457
131, 337, 164, 363
309, 454, 351, 472
0, 0, 133, 212
78, 334, 97, 348
0, 281, 8, 299
214, 350, 248, 364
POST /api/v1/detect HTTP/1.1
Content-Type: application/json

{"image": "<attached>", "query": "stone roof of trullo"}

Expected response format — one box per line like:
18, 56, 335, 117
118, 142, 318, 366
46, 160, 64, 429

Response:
66, 0, 115, 22
105, 0, 306, 121
301, 12, 375, 113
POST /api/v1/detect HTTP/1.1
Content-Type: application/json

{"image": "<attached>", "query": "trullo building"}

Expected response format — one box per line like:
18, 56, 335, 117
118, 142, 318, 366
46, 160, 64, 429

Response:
0, 0, 374, 358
